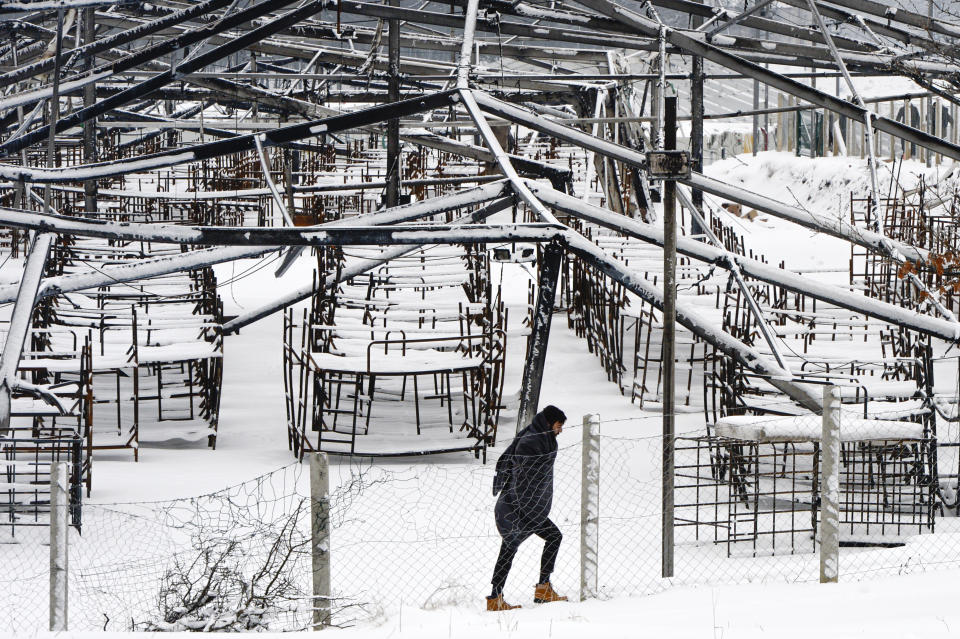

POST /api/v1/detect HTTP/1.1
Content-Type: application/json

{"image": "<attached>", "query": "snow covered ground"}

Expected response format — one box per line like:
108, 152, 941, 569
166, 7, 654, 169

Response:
54, 567, 960, 638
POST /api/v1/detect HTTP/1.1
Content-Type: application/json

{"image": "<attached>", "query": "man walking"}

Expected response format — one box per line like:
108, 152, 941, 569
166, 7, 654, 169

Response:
487, 405, 569, 611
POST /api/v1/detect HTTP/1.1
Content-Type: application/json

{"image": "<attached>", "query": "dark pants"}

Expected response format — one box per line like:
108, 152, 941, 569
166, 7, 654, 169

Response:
490, 519, 562, 597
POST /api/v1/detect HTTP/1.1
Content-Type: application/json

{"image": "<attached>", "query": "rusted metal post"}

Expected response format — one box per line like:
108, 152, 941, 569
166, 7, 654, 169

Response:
516, 240, 564, 431
82, 7, 97, 215
386, 5, 401, 208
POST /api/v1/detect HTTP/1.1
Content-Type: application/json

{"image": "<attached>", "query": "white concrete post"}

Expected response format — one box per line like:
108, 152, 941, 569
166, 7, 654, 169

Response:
310, 453, 331, 629
49, 461, 68, 631
580, 413, 600, 600
820, 386, 840, 584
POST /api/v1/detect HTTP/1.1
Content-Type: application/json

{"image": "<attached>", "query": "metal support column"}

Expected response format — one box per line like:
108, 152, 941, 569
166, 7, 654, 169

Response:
661, 96, 677, 579
82, 7, 97, 215
386, 7, 401, 208
516, 240, 564, 431
690, 1, 704, 237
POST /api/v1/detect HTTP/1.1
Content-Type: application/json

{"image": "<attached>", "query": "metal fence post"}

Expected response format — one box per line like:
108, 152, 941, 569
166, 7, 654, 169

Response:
49, 461, 68, 631
580, 414, 600, 601
820, 385, 840, 584
310, 453, 331, 629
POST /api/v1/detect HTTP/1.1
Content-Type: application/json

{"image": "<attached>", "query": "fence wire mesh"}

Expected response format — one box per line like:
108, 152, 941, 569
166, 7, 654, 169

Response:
4, 409, 960, 632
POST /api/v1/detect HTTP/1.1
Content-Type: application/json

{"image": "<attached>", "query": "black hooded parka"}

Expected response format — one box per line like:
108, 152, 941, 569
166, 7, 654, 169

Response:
492, 409, 559, 542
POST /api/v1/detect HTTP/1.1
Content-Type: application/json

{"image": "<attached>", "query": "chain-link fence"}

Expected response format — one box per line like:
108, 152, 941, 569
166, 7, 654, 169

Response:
4, 403, 960, 633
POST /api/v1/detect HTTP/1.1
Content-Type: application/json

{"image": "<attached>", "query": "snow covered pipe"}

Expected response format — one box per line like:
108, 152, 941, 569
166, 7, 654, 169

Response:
459, 89, 561, 225
528, 183, 960, 343
563, 233, 823, 412
455, 0, 480, 88
0, 223, 566, 247
0, 233, 54, 433
0, 180, 511, 245
0, 183, 511, 306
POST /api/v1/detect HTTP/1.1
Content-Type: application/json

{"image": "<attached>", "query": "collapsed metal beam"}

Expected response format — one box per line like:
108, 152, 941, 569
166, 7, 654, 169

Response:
516, 240, 563, 431
0, 233, 54, 431
529, 182, 960, 344
563, 233, 822, 412
471, 92, 929, 264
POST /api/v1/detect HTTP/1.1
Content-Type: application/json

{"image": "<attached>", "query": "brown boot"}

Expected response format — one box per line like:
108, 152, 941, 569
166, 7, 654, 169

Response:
533, 581, 568, 604
486, 594, 521, 611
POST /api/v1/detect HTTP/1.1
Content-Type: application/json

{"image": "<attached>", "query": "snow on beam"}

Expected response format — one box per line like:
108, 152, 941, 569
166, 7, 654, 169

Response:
0, 180, 510, 244
530, 183, 960, 343
24, 246, 273, 305
812, 0, 960, 39
563, 233, 823, 412
459, 89, 560, 225
0, 222, 565, 247
0, 0, 120, 15
402, 130, 571, 183
0, 182, 509, 304
472, 92, 927, 263
0, 233, 54, 432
